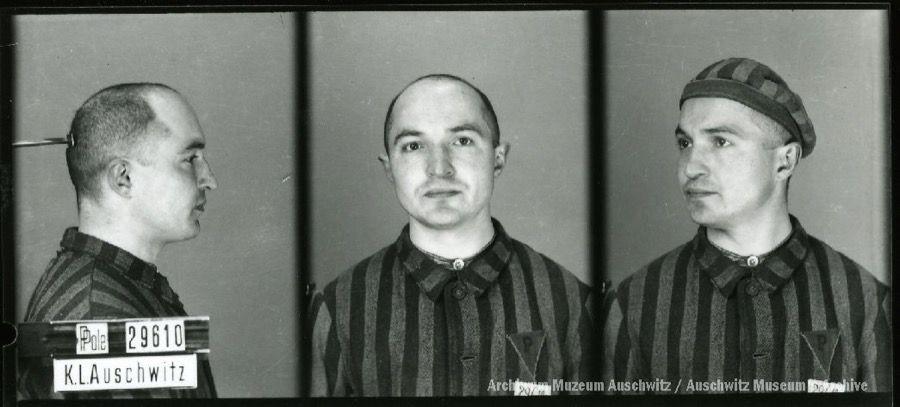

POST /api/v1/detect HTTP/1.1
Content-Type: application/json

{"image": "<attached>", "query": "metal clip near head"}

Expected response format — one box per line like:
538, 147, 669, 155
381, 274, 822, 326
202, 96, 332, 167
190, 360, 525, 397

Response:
67, 132, 75, 148
11, 137, 70, 148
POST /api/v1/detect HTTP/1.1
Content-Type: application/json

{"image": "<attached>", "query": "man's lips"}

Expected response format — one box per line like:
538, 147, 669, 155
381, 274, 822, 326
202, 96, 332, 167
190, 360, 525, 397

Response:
423, 189, 461, 198
194, 201, 206, 212
683, 188, 716, 198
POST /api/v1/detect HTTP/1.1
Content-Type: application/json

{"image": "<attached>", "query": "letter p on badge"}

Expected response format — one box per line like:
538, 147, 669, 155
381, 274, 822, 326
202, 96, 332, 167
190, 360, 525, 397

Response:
75, 323, 108, 355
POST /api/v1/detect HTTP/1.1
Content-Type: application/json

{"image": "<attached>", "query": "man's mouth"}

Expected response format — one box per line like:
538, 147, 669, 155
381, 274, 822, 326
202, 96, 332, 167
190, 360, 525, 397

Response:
194, 202, 206, 212
424, 189, 461, 198
683, 188, 716, 198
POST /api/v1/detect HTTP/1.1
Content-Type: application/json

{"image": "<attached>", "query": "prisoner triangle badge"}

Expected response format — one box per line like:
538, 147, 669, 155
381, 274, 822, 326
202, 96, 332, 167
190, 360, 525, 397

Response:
801, 329, 840, 380
508, 330, 545, 381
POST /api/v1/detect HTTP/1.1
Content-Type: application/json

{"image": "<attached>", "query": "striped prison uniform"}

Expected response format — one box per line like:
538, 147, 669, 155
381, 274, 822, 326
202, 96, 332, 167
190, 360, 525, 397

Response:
309, 219, 596, 396
602, 216, 891, 393
18, 228, 217, 399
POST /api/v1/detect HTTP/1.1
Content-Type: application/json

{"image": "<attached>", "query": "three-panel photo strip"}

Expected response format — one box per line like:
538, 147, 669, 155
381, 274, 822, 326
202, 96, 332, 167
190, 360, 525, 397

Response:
0, 6, 892, 405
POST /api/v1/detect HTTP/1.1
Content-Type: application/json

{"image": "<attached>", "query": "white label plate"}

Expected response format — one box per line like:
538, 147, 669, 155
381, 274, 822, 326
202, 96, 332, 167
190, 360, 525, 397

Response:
513, 380, 551, 396
807, 379, 847, 393
125, 320, 186, 353
75, 323, 109, 355
53, 354, 197, 392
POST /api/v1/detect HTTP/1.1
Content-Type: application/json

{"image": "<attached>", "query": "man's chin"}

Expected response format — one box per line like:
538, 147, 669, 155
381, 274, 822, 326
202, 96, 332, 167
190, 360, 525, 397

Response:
412, 211, 466, 230
688, 211, 728, 229
687, 208, 715, 226
173, 223, 202, 242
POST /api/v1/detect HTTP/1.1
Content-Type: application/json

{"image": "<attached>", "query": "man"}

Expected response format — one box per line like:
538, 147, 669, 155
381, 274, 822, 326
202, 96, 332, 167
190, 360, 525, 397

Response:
602, 58, 891, 393
18, 83, 218, 398
309, 74, 595, 396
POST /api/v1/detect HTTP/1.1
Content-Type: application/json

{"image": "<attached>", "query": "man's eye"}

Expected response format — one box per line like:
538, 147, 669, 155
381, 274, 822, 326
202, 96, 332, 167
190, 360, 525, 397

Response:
401, 142, 422, 152
455, 137, 473, 146
714, 137, 731, 147
676, 138, 691, 150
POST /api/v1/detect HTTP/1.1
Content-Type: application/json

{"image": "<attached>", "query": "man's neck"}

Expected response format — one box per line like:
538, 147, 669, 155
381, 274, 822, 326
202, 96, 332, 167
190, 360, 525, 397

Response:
78, 205, 163, 264
706, 210, 793, 257
409, 213, 495, 259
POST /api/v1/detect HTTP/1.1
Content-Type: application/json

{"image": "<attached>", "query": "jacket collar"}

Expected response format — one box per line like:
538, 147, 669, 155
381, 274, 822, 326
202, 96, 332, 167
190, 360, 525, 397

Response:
693, 215, 810, 297
395, 218, 514, 301
61, 227, 180, 304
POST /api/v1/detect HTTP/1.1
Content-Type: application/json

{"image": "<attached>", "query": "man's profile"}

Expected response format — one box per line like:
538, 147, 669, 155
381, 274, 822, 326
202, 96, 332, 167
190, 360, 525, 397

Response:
18, 83, 218, 399
308, 74, 595, 396
602, 58, 891, 392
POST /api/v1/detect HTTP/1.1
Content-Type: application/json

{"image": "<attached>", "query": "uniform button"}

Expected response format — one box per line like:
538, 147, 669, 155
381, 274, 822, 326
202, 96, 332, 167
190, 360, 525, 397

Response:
452, 258, 465, 270
452, 283, 468, 299
747, 256, 759, 267
746, 281, 760, 296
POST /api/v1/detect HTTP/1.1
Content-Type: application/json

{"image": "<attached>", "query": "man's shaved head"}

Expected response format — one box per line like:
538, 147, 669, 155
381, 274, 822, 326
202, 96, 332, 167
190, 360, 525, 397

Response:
66, 83, 178, 202
383, 74, 500, 153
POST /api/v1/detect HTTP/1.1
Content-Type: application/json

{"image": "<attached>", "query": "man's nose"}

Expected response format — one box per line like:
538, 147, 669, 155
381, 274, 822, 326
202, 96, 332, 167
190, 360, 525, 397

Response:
197, 158, 218, 191
681, 146, 709, 180
426, 146, 454, 178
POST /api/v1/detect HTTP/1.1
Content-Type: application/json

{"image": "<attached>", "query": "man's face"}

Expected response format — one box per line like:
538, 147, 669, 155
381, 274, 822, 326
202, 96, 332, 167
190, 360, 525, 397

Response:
129, 91, 217, 244
381, 79, 507, 230
675, 97, 783, 229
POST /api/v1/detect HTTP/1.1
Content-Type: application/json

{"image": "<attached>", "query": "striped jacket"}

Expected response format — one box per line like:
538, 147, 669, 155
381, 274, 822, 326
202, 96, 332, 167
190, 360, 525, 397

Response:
602, 216, 891, 393
18, 228, 217, 399
309, 220, 596, 396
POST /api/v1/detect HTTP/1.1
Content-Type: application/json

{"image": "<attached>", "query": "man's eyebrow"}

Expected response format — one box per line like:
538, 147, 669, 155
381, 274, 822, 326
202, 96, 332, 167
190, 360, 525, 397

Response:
675, 125, 741, 138
183, 140, 206, 151
391, 129, 422, 146
705, 125, 740, 136
450, 123, 486, 137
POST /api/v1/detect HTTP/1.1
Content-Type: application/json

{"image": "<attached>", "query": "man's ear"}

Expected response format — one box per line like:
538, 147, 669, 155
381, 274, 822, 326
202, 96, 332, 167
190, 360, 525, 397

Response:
377, 153, 394, 184
106, 158, 133, 198
493, 142, 511, 177
774, 141, 801, 181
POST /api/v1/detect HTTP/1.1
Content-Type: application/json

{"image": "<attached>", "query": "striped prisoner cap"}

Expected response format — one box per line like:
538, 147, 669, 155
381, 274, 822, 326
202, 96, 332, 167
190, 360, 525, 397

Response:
680, 57, 816, 157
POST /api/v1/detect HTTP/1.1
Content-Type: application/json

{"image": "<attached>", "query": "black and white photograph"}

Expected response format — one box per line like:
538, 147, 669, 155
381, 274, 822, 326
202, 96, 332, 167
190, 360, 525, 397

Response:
3, 13, 300, 399
601, 9, 891, 394
0, 4, 893, 405
307, 11, 594, 396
